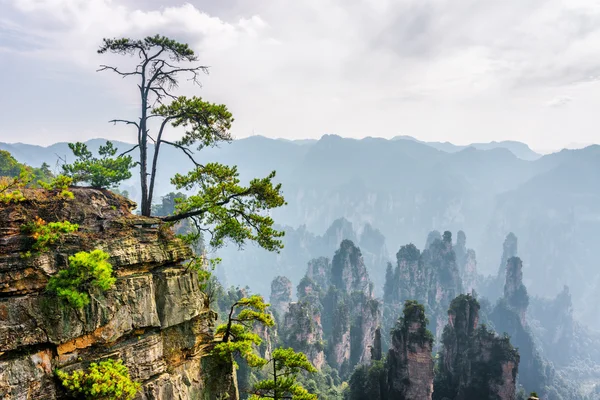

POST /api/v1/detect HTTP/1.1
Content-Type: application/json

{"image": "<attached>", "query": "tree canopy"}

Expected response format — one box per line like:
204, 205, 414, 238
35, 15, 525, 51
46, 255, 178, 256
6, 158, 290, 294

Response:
83, 34, 286, 253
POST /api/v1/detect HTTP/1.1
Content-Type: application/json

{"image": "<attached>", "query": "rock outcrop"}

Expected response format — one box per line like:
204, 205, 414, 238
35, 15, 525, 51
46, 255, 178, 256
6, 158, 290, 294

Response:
269, 275, 292, 321
504, 256, 529, 324
331, 239, 371, 297
0, 188, 220, 399
282, 302, 325, 370
386, 301, 434, 400
434, 294, 520, 400
384, 231, 463, 339
281, 239, 381, 377
453, 231, 478, 294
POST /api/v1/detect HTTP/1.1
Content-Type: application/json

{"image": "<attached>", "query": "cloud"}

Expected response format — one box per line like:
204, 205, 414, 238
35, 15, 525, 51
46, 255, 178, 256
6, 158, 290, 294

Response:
546, 96, 573, 107
1, 0, 600, 148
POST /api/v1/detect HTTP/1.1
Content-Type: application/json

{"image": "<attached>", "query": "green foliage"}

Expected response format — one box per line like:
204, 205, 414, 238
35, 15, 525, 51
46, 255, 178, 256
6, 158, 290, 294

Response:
212, 295, 275, 368
0, 150, 23, 177
250, 347, 317, 400
152, 96, 233, 149
0, 169, 29, 203
21, 217, 79, 253
39, 174, 74, 199
345, 360, 386, 400
46, 249, 116, 309
395, 300, 434, 347
168, 164, 285, 251
98, 34, 197, 61
62, 141, 134, 188
97, 34, 286, 254
55, 358, 140, 400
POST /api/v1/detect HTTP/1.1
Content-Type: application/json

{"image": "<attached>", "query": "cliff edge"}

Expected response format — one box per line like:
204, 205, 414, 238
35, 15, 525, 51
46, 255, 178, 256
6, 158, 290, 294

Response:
0, 187, 216, 399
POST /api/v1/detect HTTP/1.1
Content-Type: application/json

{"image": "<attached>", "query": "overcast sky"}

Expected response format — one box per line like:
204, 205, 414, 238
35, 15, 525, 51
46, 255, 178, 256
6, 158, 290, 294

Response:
1, 0, 600, 152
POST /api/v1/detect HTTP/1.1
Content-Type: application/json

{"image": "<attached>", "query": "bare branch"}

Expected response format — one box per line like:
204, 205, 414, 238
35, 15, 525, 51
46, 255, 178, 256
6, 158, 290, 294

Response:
97, 65, 141, 77
118, 145, 139, 157
109, 119, 140, 129
159, 140, 202, 167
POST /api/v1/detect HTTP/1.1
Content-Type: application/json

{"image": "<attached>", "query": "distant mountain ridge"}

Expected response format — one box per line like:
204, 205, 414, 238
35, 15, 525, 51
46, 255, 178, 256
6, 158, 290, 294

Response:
392, 134, 542, 160
2, 135, 600, 329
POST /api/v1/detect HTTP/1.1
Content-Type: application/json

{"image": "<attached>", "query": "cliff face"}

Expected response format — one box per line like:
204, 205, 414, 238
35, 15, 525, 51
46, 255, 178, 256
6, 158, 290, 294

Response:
386, 303, 434, 400
282, 302, 325, 370
0, 188, 217, 399
331, 239, 371, 297
385, 231, 463, 339
279, 240, 381, 378
453, 231, 478, 294
306, 257, 331, 290
504, 256, 529, 324
434, 294, 519, 400
269, 275, 292, 321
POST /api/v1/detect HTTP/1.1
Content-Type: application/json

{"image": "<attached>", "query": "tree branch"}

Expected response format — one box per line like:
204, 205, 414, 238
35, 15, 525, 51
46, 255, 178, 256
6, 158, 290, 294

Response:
118, 145, 139, 157
160, 190, 251, 222
109, 119, 140, 129
159, 140, 201, 167
97, 65, 141, 76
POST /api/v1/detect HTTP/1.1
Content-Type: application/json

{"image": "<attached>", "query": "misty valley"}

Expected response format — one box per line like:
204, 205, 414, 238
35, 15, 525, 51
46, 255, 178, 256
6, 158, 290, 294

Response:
1, 6, 600, 398
2, 133, 600, 399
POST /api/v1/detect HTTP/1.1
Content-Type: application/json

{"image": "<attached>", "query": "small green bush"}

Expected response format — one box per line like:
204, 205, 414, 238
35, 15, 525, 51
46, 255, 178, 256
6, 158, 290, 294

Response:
39, 174, 74, 199
46, 249, 116, 309
21, 217, 79, 253
55, 358, 140, 400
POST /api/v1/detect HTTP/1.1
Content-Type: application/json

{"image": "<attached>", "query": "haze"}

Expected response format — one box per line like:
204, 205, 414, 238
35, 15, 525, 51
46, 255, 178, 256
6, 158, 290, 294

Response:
2, 0, 600, 152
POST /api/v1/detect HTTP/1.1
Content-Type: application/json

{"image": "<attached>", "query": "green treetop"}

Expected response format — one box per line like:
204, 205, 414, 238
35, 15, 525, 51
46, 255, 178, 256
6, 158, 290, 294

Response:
62, 34, 286, 253
250, 348, 317, 400
212, 295, 275, 368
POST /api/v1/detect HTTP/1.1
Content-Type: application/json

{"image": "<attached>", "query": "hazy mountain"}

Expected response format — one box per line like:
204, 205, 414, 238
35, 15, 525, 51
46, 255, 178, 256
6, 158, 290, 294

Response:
2, 135, 600, 328
393, 135, 542, 161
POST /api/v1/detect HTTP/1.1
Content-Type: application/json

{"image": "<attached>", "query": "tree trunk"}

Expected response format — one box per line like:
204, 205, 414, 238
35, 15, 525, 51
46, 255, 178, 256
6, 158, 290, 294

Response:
139, 80, 150, 216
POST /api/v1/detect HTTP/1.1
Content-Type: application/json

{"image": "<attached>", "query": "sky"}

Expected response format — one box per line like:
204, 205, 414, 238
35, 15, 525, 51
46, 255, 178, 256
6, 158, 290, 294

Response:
1, 0, 600, 152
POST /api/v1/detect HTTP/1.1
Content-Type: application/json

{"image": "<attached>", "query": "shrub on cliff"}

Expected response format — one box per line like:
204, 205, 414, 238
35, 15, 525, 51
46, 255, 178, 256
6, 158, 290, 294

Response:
62, 141, 134, 189
55, 358, 140, 400
21, 217, 79, 253
46, 249, 116, 309
212, 295, 275, 368
250, 347, 317, 400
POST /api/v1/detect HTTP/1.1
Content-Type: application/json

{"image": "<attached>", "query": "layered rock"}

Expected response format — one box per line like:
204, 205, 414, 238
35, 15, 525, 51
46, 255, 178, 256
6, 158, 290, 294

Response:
453, 231, 478, 294
306, 257, 331, 290
434, 294, 519, 400
331, 239, 371, 296
281, 239, 381, 377
488, 232, 519, 302
504, 256, 529, 324
0, 188, 218, 399
282, 302, 325, 370
385, 231, 463, 339
386, 301, 434, 400
269, 275, 292, 321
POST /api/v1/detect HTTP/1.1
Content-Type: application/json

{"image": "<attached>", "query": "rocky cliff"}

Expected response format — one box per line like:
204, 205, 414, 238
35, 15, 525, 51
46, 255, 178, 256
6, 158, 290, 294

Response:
434, 294, 519, 400
453, 231, 478, 294
269, 275, 292, 322
282, 301, 325, 370
331, 239, 371, 297
386, 301, 434, 400
0, 188, 219, 399
384, 231, 463, 340
279, 239, 381, 378
504, 256, 529, 325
